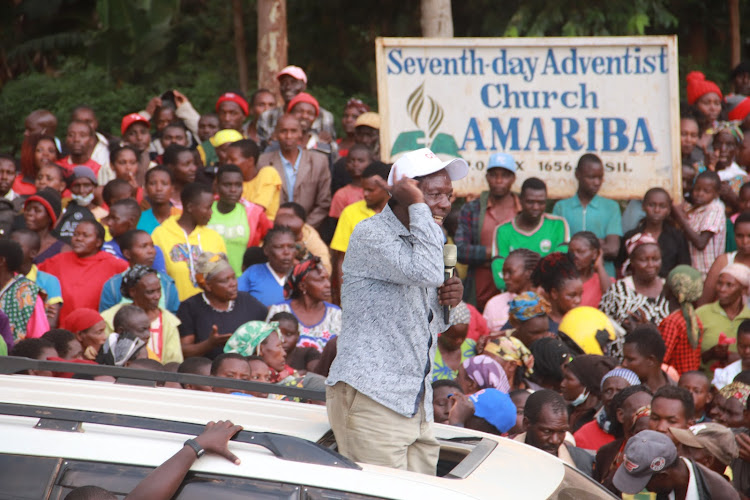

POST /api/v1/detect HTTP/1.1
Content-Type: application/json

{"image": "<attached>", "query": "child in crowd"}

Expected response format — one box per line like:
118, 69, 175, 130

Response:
678, 371, 712, 423
110, 145, 143, 202
681, 113, 703, 166
328, 144, 372, 220
272, 311, 320, 374
618, 188, 691, 277
162, 144, 197, 210
137, 166, 180, 235
712, 320, 750, 390
102, 198, 166, 273
568, 232, 612, 307
672, 170, 726, 277
225, 139, 282, 220
207, 164, 272, 276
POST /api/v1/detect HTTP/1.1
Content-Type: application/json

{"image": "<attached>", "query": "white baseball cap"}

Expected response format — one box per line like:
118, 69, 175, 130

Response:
387, 148, 469, 185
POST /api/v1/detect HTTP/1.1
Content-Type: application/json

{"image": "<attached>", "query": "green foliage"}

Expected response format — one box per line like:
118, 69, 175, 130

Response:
503, 0, 677, 36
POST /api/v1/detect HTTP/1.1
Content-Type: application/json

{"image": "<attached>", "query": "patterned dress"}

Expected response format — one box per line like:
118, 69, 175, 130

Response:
432, 339, 477, 381
599, 276, 670, 360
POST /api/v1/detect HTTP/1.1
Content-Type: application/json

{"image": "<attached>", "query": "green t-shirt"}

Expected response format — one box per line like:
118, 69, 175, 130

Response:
208, 202, 250, 276
491, 214, 570, 290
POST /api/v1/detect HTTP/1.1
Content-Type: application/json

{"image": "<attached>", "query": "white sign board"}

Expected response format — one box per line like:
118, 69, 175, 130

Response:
375, 36, 680, 199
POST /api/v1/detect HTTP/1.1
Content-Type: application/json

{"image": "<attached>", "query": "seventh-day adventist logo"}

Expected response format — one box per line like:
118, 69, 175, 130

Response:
391, 82, 462, 158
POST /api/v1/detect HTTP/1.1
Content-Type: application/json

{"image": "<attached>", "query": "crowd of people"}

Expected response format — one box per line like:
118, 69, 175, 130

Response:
6, 60, 750, 498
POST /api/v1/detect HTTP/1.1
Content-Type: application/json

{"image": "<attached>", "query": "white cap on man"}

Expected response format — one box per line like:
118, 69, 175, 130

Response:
387, 148, 469, 185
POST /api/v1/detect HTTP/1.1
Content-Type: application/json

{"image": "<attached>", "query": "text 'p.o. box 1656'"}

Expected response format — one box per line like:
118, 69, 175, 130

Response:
375, 36, 680, 200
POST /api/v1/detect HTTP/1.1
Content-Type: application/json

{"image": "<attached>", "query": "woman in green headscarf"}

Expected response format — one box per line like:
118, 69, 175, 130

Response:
225, 320, 295, 382
658, 265, 704, 375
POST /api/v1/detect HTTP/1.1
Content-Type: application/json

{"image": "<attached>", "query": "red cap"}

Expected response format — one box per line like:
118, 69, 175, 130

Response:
287, 92, 319, 117
215, 92, 249, 116
121, 113, 150, 136
686, 71, 723, 106
62, 308, 104, 333
729, 97, 750, 121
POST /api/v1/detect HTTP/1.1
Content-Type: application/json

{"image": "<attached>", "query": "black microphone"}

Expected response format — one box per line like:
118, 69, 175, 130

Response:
443, 244, 457, 323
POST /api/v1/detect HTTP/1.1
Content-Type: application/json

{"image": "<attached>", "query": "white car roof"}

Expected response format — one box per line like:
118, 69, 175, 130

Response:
0, 374, 612, 499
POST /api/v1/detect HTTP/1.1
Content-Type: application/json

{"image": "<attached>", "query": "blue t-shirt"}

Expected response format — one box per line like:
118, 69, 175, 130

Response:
102, 239, 166, 274
238, 263, 285, 307
552, 194, 622, 276
35, 270, 62, 304
137, 209, 160, 235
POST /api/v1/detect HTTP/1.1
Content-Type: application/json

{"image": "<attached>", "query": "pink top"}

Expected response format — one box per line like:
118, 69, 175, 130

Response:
581, 274, 613, 308
329, 185, 364, 218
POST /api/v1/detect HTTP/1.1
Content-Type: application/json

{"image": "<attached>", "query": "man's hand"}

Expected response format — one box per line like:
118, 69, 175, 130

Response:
172, 90, 189, 107
194, 420, 244, 465
208, 325, 232, 348
145, 96, 162, 116
448, 393, 475, 426
439, 276, 463, 307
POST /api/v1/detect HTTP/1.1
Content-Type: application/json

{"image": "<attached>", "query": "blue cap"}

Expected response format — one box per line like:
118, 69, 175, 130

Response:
469, 388, 516, 434
487, 152, 516, 173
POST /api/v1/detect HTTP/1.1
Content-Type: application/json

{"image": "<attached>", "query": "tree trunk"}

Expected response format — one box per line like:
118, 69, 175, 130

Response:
420, 0, 453, 37
257, 0, 288, 103
729, 0, 740, 68
232, 0, 249, 95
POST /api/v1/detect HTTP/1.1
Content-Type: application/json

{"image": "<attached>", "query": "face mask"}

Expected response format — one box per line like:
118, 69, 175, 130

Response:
570, 389, 589, 407
72, 192, 95, 206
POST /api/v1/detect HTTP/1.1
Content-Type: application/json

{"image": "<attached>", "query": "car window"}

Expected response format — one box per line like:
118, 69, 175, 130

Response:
547, 464, 617, 500
0, 454, 61, 499
50, 459, 300, 499
303, 486, 385, 499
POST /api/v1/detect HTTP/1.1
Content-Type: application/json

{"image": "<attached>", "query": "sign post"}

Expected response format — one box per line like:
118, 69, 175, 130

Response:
375, 36, 681, 200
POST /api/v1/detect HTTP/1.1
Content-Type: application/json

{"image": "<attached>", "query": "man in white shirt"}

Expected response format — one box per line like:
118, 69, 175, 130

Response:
713, 321, 750, 389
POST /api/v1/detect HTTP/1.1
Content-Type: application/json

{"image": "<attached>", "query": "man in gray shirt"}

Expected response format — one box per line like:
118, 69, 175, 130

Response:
326, 148, 467, 474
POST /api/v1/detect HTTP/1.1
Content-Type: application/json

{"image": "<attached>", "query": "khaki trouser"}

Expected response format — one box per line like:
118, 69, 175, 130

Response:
326, 382, 440, 475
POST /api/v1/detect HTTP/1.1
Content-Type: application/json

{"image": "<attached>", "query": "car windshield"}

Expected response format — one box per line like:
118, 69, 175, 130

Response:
546, 464, 617, 499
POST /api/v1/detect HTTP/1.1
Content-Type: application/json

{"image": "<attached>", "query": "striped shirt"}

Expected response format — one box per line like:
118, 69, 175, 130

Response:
685, 198, 726, 277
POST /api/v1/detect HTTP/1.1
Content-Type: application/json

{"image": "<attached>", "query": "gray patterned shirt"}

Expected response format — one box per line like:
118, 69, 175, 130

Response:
327, 203, 446, 419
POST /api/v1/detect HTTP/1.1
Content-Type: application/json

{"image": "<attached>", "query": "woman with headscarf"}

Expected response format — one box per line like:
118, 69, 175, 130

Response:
479, 334, 534, 390
711, 381, 750, 428
658, 265, 704, 375
100, 265, 183, 364
505, 291, 553, 348
225, 320, 295, 383
266, 256, 341, 353
457, 354, 510, 394
698, 263, 750, 370
61, 308, 107, 361
483, 249, 540, 333
560, 355, 617, 433
177, 252, 267, 359
432, 302, 477, 381
600, 232, 670, 334
23, 188, 70, 264
571, 366, 639, 452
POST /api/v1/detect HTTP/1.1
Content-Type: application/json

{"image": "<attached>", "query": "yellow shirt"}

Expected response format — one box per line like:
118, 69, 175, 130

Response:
151, 216, 228, 301
330, 200, 376, 253
242, 166, 282, 220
